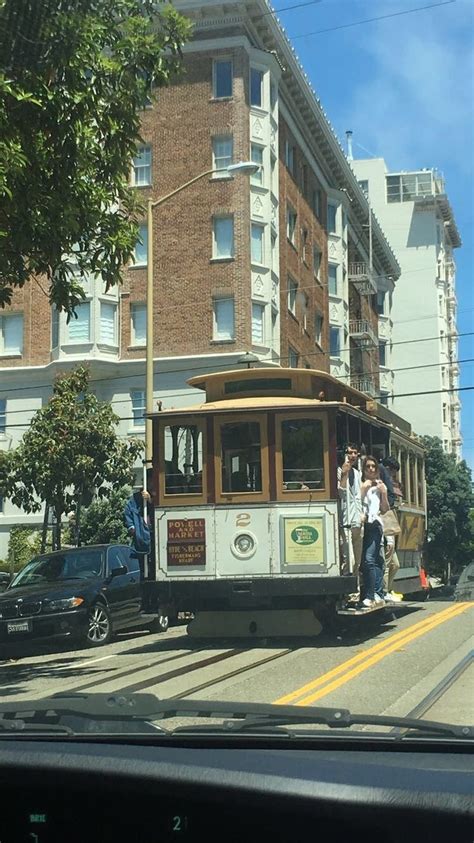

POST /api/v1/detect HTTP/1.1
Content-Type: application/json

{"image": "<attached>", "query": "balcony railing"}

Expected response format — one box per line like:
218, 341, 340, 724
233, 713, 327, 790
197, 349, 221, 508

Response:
350, 375, 377, 397
349, 319, 377, 346
348, 263, 377, 296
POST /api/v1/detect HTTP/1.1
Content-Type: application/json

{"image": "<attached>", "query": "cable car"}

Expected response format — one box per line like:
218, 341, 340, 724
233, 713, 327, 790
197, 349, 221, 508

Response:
147, 368, 426, 637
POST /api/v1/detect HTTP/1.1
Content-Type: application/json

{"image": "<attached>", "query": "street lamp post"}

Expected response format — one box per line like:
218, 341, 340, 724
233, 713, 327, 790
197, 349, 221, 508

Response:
143, 161, 259, 492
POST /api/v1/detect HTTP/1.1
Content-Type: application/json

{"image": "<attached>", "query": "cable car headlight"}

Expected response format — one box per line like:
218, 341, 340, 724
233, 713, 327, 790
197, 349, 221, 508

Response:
232, 532, 256, 558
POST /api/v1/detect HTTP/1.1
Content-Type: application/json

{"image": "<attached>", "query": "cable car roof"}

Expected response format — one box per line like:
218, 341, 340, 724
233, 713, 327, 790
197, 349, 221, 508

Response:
148, 367, 415, 437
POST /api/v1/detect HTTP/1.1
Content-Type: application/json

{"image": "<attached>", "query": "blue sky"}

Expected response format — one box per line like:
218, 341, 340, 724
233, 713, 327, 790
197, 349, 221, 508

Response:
274, 0, 474, 469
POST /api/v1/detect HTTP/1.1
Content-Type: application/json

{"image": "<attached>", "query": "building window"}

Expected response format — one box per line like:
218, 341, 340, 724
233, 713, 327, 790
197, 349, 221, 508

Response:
133, 223, 148, 266
67, 302, 91, 343
380, 391, 389, 407
271, 307, 278, 344
327, 203, 337, 234
0, 313, 23, 355
386, 172, 433, 203
315, 312, 323, 346
271, 232, 278, 273
132, 146, 151, 186
379, 340, 386, 367
100, 302, 117, 345
301, 165, 308, 196
313, 245, 322, 280
213, 297, 235, 341
251, 223, 264, 264
302, 229, 309, 264
328, 264, 338, 296
286, 204, 297, 245
376, 291, 386, 315
213, 216, 234, 259
0, 399, 5, 435
303, 294, 309, 332
250, 144, 263, 185
131, 390, 145, 428
251, 302, 265, 345
288, 345, 299, 368
250, 67, 263, 107
287, 277, 298, 316
358, 179, 369, 197
213, 59, 232, 98
312, 188, 322, 219
329, 326, 340, 356
442, 403, 447, 424
51, 308, 59, 349
212, 136, 233, 172
131, 303, 146, 346
285, 140, 295, 175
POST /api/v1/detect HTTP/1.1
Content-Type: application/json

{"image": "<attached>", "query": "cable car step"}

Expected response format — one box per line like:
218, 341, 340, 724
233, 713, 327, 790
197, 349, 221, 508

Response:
187, 609, 323, 639
338, 601, 391, 616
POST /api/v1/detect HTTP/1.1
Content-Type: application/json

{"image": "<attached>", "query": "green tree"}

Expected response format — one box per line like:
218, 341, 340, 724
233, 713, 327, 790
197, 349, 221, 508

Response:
4, 366, 143, 549
422, 436, 474, 581
0, 0, 191, 313
65, 485, 132, 546
7, 526, 43, 574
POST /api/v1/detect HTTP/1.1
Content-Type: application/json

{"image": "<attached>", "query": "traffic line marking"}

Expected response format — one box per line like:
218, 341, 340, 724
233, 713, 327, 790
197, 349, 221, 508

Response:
73, 654, 117, 669
273, 603, 471, 706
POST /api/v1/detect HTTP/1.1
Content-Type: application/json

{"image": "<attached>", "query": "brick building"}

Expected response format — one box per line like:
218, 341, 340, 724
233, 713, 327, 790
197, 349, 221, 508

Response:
0, 0, 400, 556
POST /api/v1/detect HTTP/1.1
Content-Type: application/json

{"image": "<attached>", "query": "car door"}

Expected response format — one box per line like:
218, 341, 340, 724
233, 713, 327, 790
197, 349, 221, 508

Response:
120, 547, 143, 624
104, 546, 139, 630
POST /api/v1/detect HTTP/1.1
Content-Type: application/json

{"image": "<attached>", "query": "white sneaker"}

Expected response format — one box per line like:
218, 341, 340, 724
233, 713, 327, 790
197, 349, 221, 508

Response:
374, 594, 385, 604
361, 598, 375, 609
388, 591, 403, 603
384, 593, 395, 603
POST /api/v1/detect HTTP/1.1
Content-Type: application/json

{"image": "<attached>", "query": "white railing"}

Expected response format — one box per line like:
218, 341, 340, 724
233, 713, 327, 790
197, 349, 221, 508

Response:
349, 319, 377, 345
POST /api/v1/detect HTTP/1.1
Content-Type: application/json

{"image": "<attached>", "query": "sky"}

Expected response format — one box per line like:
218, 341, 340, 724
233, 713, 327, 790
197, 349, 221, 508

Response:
273, 0, 474, 469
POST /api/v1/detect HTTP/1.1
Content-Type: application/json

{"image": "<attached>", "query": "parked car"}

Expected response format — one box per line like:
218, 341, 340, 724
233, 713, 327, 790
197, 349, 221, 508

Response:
0, 545, 169, 648
453, 563, 474, 602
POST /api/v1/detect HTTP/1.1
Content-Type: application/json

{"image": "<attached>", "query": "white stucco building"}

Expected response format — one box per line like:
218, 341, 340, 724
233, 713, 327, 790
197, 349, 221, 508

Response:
350, 156, 462, 458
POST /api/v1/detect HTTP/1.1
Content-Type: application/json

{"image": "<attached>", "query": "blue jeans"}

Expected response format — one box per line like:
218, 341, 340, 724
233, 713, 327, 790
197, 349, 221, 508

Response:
361, 521, 384, 600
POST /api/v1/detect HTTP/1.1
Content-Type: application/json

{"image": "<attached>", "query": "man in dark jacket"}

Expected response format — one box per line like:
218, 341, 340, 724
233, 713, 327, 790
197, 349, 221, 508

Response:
124, 487, 153, 576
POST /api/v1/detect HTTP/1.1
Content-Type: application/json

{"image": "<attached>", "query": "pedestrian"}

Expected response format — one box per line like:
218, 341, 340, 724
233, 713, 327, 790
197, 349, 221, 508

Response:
123, 483, 153, 576
381, 456, 402, 602
359, 456, 390, 609
337, 443, 364, 582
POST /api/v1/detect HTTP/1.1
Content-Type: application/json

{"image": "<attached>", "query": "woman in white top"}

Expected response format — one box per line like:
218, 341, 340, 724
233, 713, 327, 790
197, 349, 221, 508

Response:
359, 456, 389, 609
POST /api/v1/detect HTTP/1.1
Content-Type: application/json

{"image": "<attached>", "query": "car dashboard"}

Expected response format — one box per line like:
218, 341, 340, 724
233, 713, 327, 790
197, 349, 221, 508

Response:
0, 737, 472, 842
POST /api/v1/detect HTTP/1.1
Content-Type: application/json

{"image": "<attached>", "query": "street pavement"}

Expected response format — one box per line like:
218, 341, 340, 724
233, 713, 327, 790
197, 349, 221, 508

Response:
0, 596, 472, 728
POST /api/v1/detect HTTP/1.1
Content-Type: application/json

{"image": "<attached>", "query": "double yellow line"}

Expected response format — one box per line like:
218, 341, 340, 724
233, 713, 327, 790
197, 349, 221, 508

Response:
274, 602, 472, 707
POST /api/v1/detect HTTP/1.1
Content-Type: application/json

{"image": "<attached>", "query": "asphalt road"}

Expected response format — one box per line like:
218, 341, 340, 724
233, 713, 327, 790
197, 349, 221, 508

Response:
0, 596, 472, 729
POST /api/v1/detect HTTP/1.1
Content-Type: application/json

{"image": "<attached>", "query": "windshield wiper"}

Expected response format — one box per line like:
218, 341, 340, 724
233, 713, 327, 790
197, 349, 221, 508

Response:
0, 694, 470, 740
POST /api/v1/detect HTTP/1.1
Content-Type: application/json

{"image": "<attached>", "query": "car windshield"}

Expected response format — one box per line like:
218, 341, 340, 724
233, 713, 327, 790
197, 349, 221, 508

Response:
10, 551, 104, 588
0, 0, 472, 743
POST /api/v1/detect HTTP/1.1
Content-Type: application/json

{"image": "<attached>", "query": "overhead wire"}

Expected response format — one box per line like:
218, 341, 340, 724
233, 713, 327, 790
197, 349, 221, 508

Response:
0, 330, 471, 399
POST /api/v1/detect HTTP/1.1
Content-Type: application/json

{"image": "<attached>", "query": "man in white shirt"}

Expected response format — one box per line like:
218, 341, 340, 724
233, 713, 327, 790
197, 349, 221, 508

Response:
337, 443, 363, 578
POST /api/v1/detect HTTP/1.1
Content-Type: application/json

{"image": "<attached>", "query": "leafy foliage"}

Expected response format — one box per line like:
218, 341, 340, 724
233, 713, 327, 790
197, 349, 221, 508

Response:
3, 366, 143, 547
66, 485, 132, 546
7, 526, 43, 573
0, 0, 191, 312
422, 436, 474, 579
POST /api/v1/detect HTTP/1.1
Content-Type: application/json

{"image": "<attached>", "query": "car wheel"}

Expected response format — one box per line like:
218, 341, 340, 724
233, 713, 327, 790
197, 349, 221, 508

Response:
86, 603, 113, 647
149, 613, 170, 634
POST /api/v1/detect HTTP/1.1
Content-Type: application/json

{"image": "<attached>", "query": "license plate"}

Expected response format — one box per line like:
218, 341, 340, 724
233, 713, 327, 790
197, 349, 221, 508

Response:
7, 620, 32, 634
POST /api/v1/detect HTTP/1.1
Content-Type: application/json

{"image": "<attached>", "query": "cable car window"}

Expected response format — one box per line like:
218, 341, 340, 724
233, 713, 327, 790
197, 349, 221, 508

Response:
417, 457, 424, 506
409, 453, 416, 505
281, 418, 324, 490
224, 378, 292, 395
163, 424, 203, 495
220, 421, 262, 492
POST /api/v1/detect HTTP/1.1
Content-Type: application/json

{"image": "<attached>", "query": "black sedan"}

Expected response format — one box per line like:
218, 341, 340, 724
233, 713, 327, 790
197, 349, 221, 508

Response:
0, 545, 153, 648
